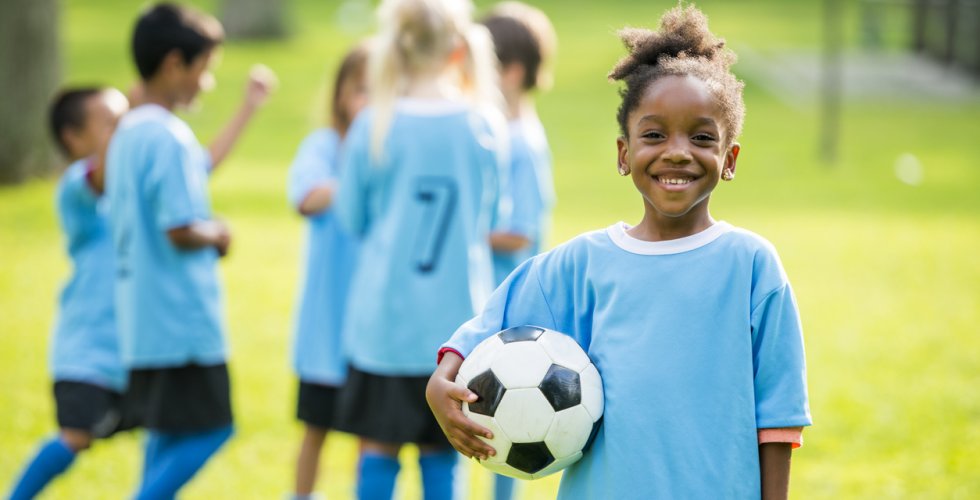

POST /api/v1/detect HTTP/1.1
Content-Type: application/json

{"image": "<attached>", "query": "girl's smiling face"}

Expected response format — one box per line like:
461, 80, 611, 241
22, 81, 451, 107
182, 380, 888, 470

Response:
617, 74, 739, 235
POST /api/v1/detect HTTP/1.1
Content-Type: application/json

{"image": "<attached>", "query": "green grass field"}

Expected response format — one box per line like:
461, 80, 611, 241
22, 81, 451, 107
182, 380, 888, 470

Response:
2, 0, 979, 498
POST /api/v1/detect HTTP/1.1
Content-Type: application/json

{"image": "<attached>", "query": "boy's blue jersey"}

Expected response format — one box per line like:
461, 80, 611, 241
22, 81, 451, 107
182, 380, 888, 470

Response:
336, 99, 505, 376
287, 128, 358, 385
492, 117, 555, 284
105, 104, 226, 369
445, 222, 812, 498
50, 159, 125, 391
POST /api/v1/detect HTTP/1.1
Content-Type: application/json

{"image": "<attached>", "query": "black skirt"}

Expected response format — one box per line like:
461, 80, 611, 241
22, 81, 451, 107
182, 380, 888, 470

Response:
53, 381, 141, 438
333, 366, 450, 447
296, 380, 341, 429
127, 363, 233, 432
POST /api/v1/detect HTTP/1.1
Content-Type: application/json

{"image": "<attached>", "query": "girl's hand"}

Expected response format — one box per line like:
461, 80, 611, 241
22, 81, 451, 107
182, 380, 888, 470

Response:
426, 352, 498, 460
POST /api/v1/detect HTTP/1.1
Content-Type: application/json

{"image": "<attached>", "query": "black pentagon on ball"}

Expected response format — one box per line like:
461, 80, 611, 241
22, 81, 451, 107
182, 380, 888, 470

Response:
467, 370, 506, 416
539, 364, 581, 411
497, 325, 544, 343
506, 441, 555, 474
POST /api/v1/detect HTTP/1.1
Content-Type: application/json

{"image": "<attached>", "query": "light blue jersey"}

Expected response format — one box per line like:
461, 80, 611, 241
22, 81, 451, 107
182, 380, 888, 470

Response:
50, 159, 125, 391
336, 99, 505, 376
445, 222, 811, 499
492, 116, 555, 284
287, 128, 358, 386
105, 104, 226, 369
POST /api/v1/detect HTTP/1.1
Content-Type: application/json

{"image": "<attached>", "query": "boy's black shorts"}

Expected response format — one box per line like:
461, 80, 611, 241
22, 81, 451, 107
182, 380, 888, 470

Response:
296, 380, 340, 430
128, 363, 233, 432
54, 381, 141, 438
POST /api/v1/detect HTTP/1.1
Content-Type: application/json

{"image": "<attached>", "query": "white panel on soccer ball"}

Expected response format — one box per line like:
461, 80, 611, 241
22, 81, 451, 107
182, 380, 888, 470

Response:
479, 457, 533, 481
494, 388, 555, 442
580, 364, 604, 421
530, 451, 583, 480
459, 335, 505, 383
464, 411, 512, 465
543, 405, 594, 459
538, 330, 591, 372
490, 341, 551, 389
455, 373, 469, 388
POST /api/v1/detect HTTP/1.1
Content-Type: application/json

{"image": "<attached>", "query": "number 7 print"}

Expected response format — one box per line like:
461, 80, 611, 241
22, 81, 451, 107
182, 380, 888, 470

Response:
413, 176, 457, 274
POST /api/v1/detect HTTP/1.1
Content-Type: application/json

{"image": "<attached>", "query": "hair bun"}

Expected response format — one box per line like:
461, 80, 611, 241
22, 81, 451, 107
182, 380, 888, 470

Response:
608, 6, 727, 82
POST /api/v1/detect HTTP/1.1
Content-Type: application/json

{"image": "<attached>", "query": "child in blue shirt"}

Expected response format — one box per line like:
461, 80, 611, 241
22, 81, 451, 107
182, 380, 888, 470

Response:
428, 6, 811, 499
482, 2, 558, 288
286, 44, 368, 500
331, 0, 507, 498
105, 4, 271, 498
7, 87, 130, 500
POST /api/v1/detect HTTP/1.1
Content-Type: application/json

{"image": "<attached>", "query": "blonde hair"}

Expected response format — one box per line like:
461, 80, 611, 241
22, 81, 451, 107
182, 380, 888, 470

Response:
369, 0, 501, 160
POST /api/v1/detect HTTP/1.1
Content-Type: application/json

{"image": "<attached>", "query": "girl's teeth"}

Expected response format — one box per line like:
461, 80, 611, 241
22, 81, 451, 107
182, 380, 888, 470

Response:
660, 177, 692, 185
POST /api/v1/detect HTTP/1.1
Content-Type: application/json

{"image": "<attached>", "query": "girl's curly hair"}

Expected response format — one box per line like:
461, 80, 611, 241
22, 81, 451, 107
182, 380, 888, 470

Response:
608, 6, 744, 144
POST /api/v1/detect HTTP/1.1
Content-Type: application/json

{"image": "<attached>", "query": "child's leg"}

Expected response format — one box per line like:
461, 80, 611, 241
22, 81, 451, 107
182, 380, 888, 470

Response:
493, 473, 517, 500
357, 439, 401, 500
418, 445, 458, 500
294, 424, 328, 497
135, 425, 233, 500
7, 429, 90, 500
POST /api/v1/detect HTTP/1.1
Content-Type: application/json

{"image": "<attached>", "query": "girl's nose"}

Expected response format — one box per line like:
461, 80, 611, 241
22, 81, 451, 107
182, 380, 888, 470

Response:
662, 146, 692, 164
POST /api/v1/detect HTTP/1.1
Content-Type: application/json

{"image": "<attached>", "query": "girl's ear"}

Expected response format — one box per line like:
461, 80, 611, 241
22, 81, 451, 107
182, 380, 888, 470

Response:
616, 136, 631, 176
722, 143, 740, 180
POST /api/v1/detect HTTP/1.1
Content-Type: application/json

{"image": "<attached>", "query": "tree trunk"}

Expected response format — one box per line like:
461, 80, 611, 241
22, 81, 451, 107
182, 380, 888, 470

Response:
221, 0, 288, 40
0, 0, 61, 185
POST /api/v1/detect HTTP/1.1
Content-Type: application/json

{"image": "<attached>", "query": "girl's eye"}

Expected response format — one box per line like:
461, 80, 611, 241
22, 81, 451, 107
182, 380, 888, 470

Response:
692, 133, 717, 143
641, 131, 664, 140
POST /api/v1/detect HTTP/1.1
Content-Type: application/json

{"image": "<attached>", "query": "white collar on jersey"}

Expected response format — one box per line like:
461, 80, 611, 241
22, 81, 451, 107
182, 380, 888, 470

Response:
396, 97, 469, 115
119, 103, 172, 127
607, 220, 733, 255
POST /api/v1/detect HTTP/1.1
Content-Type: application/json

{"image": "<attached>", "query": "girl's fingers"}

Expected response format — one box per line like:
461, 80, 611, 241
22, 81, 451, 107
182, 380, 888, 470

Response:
447, 382, 478, 403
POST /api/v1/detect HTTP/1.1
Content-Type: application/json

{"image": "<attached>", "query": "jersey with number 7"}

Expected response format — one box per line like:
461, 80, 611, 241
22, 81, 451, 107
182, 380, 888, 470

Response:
335, 99, 507, 377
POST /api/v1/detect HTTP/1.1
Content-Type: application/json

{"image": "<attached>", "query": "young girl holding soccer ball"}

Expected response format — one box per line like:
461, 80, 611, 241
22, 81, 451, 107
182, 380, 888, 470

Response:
428, 6, 811, 499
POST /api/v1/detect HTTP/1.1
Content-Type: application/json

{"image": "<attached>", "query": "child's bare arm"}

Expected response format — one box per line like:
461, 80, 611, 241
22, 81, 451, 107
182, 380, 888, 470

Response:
167, 219, 231, 257
208, 64, 277, 170
489, 231, 531, 252
297, 184, 336, 216
759, 442, 792, 500
425, 351, 498, 460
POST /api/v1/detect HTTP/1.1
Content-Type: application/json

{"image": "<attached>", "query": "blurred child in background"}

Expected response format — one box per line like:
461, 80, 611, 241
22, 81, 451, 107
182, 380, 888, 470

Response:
7, 87, 131, 500
106, 4, 272, 498
482, 2, 557, 289
331, 0, 507, 497
286, 43, 369, 500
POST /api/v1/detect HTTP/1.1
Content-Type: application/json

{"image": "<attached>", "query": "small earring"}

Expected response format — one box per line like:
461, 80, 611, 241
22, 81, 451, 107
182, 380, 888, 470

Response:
722, 168, 735, 181
618, 165, 630, 176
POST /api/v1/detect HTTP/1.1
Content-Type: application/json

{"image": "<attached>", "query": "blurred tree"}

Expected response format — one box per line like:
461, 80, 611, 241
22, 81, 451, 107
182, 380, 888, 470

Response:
221, 0, 289, 39
0, 0, 61, 184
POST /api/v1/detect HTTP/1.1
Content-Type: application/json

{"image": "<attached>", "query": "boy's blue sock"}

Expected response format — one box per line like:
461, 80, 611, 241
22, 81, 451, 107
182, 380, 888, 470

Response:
493, 473, 517, 500
357, 452, 400, 500
136, 425, 233, 500
418, 449, 457, 500
8, 437, 77, 500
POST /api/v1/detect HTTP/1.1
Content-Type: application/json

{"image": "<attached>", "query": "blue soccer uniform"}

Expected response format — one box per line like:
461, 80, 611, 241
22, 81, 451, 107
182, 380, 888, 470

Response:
444, 221, 812, 499
335, 99, 505, 377
52, 159, 126, 393
287, 128, 358, 404
492, 116, 555, 285
107, 104, 226, 370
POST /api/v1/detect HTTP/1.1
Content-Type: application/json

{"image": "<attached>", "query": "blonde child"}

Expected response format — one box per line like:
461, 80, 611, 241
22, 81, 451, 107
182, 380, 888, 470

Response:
428, 6, 811, 499
331, 0, 506, 497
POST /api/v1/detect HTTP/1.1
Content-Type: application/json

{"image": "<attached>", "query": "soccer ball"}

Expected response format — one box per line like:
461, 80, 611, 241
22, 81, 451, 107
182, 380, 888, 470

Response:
456, 325, 604, 480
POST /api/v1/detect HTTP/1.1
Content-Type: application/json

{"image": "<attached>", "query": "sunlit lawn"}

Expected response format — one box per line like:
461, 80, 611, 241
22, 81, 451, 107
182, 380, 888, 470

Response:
2, 0, 979, 498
